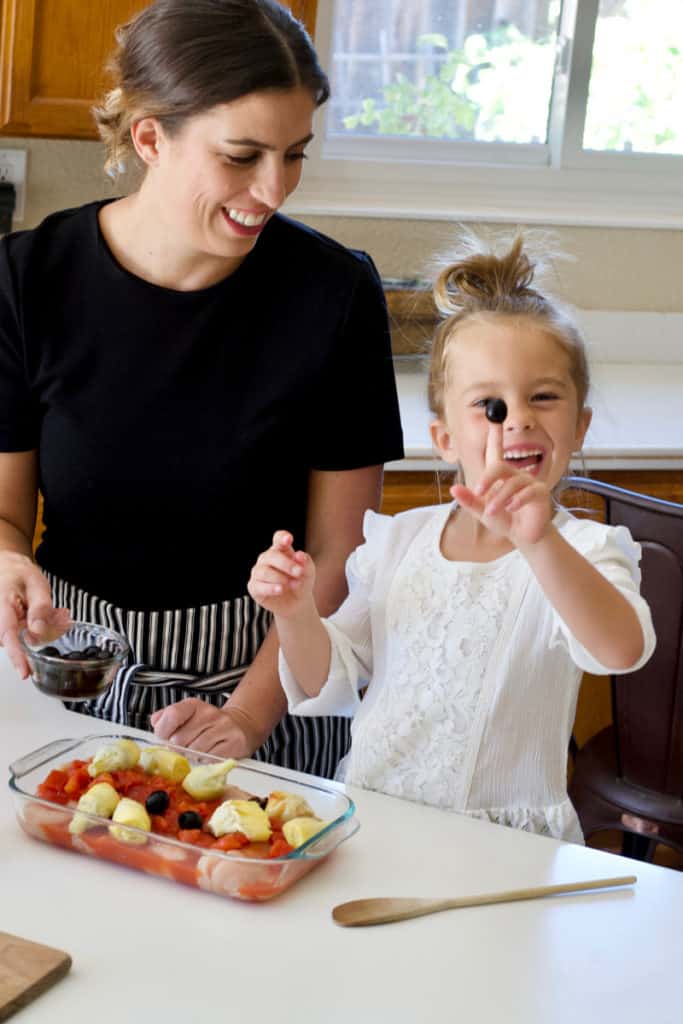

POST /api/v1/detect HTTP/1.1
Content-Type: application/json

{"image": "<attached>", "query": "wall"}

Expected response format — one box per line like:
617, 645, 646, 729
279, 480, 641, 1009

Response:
4, 137, 683, 313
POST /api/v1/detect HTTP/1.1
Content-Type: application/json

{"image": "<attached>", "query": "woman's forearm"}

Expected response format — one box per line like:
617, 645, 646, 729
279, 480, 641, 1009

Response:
223, 628, 289, 749
0, 518, 34, 559
520, 527, 645, 670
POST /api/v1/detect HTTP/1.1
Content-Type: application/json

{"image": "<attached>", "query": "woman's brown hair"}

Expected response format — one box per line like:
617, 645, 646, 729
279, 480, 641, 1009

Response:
428, 233, 590, 420
94, 0, 329, 176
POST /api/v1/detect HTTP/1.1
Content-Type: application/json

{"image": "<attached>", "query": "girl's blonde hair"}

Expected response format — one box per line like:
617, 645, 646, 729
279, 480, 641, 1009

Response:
93, 0, 329, 178
428, 233, 589, 419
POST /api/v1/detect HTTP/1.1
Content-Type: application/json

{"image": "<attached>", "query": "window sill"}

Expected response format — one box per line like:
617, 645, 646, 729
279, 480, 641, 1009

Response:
285, 165, 683, 230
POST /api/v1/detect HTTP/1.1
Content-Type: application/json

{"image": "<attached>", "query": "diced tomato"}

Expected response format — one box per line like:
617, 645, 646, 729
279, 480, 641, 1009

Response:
177, 829, 214, 848
42, 769, 69, 791
63, 765, 91, 797
268, 838, 294, 859
211, 832, 249, 852
36, 783, 71, 805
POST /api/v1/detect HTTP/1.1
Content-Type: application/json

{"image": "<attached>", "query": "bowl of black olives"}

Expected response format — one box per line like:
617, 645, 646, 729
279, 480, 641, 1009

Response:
20, 622, 130, 701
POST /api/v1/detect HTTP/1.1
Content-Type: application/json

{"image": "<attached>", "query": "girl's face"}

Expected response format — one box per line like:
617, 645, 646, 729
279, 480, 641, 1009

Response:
431, 316, 591, 491
136, 87, 316, 265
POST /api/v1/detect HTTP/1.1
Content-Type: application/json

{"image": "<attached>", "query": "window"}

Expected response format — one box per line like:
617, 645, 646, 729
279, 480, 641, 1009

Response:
286, 0, 683, 228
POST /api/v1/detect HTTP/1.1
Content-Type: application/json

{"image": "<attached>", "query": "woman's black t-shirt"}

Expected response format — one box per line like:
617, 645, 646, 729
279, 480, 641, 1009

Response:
0, 201, 404, 609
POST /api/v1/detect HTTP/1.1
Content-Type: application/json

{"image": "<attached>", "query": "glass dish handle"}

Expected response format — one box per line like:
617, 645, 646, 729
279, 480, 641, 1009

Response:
9, 737, 80, 777
298, 816, 361, 860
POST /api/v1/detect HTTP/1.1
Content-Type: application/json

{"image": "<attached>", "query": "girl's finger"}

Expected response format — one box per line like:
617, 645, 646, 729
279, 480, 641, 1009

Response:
272, 530, 293, 550
450, 484, 485, 517
505, 482, 548, 512
474, 467, 510, 499
484, 422, 505, 471
257, 549, 302, 579
484, 475, 528, 514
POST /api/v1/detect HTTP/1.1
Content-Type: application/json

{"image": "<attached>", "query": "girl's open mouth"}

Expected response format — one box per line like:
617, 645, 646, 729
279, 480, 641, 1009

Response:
503, 448, 545, 474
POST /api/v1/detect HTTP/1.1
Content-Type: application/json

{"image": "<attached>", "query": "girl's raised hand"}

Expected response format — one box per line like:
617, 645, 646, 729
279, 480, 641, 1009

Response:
451, 423, 554, 548
247, 531, 316, 618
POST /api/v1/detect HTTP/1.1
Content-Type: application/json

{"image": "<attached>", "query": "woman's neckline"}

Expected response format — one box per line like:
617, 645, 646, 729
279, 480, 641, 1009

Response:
93, 197, 261, 296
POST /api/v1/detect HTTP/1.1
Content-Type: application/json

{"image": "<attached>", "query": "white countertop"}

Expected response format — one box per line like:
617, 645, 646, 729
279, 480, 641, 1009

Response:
2, 653, 683, 1023
390, 362, 683, 471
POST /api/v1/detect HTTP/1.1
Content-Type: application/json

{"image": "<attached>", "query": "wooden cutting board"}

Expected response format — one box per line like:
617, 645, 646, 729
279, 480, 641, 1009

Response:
0, 932, 71, 1021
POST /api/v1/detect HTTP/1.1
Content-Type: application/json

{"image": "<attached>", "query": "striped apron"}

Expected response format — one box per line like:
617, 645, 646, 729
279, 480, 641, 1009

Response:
47, 572, 351, 780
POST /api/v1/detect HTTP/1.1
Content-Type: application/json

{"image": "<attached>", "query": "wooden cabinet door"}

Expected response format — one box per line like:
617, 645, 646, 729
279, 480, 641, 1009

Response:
0, 0, 319, 140
0, 0, 148, 138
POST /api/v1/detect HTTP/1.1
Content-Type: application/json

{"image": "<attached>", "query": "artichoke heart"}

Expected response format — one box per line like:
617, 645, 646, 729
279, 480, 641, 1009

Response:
109, 797, 151, 844
69, 782, 121, 835
182, 759, 236, 800
208, 799, 271, 842
87, 738, 140, 777
139, 746, 190, 782
265, 790, 316, 825
282, 816, 328, 849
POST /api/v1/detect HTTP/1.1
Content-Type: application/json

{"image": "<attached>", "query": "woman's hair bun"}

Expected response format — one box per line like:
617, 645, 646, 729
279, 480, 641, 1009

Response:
433, 234, 538, 317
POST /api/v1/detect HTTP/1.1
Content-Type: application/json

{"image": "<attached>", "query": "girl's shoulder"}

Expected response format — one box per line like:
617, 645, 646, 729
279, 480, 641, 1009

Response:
362, 502, 449, 545
554, 507, 642, 570
350, 503, 450, 583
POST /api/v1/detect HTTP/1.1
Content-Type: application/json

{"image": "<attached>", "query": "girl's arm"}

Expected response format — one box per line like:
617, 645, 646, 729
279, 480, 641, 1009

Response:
250, 464, 382, 697
452, 425, 647, 672
517, 528, 645, 670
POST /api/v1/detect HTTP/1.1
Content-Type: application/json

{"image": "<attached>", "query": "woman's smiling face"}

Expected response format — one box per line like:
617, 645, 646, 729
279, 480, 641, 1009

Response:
431, 316, 591, 490
142, 87, 316, 264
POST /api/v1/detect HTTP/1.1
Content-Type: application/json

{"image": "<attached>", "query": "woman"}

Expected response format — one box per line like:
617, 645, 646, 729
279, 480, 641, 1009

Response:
0, 0, 403, 778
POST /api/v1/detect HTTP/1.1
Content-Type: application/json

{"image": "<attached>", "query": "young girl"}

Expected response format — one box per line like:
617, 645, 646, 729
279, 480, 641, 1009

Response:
248, 235, 656, 842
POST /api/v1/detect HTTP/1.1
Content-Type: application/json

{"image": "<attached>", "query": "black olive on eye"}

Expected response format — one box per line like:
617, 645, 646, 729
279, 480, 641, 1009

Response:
178, 810, 203, 830
485, 398, 507, 424
145, 790, 170, 815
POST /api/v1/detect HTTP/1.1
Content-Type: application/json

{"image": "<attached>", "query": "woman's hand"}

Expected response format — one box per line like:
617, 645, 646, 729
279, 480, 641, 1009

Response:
150, 699, 261, 759
450, 423, 554, 549
247, 530, 316, 619
0, 551, 71, 677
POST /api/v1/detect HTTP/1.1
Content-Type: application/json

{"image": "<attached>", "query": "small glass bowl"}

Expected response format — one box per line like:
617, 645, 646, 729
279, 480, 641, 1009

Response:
19, 621, 130, 702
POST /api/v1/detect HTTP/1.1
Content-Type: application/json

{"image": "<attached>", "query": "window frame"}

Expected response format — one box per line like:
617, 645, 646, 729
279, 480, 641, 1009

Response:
284, 0, 683, 228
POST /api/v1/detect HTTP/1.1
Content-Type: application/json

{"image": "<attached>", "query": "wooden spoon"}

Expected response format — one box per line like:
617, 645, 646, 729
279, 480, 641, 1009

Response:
332, 874, 637, 927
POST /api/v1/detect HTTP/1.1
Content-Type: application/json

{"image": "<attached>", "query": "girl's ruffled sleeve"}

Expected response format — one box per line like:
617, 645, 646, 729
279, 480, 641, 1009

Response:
549, 519, 656, 674
279, 509, 390, 717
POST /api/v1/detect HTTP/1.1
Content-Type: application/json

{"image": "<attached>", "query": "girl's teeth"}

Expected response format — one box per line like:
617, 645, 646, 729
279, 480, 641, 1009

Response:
227, 209, 266, 227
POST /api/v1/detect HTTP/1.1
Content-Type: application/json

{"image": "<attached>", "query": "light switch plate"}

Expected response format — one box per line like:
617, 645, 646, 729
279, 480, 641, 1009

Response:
0, 149, 27, 222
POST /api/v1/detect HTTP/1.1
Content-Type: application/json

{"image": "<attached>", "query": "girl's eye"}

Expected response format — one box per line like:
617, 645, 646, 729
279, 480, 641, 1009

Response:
286, 151, 308, 163
532, 392, 559, 402
472, 397, 494, 409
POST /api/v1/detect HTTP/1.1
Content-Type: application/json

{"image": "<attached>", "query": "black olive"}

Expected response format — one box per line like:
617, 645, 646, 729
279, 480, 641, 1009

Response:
485, 398, 507, 424
64, 650, 85, 661
249, 796, 269, 810
178, 810, 203, 831
145, 790, 170, 815
81, 644, 102, 658
41, 645, 61, 657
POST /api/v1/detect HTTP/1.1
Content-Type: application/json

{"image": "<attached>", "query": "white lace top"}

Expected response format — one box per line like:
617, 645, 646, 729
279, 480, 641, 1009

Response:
279, 504, 656, 843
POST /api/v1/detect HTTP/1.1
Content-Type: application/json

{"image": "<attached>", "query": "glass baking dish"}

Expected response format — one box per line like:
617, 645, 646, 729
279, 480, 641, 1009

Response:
9, 733, 359, 902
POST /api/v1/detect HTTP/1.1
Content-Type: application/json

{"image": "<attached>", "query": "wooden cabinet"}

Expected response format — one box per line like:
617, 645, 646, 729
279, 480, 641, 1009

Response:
0, 0, 319, 140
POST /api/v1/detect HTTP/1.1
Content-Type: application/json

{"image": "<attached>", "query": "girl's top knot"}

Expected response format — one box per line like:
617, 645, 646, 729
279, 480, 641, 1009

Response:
433, 235, 539, 317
